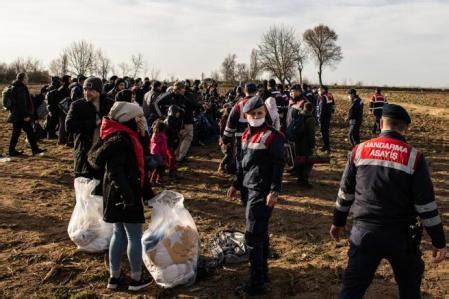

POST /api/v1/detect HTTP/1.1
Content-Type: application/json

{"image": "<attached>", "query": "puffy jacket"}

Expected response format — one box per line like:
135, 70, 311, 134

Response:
333, 131, 446, 248
88, 118, 153, 223
234, 124, 285, 194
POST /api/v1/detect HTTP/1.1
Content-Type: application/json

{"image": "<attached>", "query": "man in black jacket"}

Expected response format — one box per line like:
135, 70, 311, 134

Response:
331, 104, 446, 299
8, 73, 46, 156
227, 96, 285, 296
66, 77, 114, 179
317, 85, 335, 152
346, 88, 364, 146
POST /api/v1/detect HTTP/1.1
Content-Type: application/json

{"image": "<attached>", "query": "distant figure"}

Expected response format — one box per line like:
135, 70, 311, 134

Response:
317, 85, 335, 152
346, 88, 364, 146
369, 88, 387, 134
7, 73, 46, 156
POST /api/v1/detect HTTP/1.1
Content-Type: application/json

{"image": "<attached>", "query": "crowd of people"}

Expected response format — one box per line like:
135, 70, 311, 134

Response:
1, 72, 447, 297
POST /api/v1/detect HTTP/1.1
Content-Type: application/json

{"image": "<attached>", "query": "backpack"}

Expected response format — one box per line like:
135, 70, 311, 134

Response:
286, 113, 305, 142
2, 85, 14, 110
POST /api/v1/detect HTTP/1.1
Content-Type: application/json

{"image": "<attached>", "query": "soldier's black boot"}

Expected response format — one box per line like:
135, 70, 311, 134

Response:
235, 269, 267, 296
262, 262, 270, 284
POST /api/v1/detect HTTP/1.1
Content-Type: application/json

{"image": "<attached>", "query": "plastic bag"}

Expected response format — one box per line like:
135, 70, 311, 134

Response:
67, 177, 113, 253
142, 190, 200, 288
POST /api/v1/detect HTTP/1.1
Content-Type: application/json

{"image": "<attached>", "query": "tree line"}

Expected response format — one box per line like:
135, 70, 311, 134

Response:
0, 24, 341, 85
219, 24, 343, 86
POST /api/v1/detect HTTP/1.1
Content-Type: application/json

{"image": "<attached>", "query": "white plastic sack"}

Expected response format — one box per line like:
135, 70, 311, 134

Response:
67, 177, 113, 253
142, 190, 200, 288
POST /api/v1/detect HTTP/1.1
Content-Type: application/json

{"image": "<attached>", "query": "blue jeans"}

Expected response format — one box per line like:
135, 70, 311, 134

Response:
109, 223, 143, 279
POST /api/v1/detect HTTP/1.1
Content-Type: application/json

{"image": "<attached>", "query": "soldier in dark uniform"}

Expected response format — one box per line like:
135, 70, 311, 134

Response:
345, 88, 364, 146
369, 88, 387, 134
227, 96, 285, 296
330, 104, 447, 299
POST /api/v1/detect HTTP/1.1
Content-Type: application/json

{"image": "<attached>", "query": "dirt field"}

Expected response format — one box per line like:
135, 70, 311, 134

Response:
0, 86, 448, 298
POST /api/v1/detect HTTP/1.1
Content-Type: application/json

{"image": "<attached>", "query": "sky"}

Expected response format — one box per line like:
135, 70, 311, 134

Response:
1, 0, 449, 87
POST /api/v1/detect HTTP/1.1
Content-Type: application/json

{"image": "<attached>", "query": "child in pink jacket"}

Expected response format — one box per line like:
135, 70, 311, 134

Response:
149, 120, 170, 184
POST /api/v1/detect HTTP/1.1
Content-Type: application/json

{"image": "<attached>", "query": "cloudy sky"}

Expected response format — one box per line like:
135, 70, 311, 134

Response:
1, 0, 449, 87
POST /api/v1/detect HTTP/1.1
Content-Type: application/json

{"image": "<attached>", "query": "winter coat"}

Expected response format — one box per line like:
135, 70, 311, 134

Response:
293, 111, 316, 156
7, 80, 34, 123
65, 95, 114, 178
88, 118, 153, 223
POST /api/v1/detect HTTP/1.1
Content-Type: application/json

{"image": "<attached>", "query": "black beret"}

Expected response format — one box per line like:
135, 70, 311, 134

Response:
245, 82, 257, 94
243, 96, 264, 113
382, 104, 411, 124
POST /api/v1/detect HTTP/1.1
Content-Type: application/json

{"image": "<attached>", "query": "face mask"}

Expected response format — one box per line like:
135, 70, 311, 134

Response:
247, 117, 265, 127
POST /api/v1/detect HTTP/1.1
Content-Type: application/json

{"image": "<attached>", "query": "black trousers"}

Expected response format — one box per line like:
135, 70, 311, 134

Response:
235, 137, 248, 204
243, 189, 273, 285
58, 112, 67, 144
339, 226, 424, 299
348, 121, 361, 146
46, 113, 58, 137
320, 118, 331, 150
373, 111, 382, 134
9, 121, 39, 153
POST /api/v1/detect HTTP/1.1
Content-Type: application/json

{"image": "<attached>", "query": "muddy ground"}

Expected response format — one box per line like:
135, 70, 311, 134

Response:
0, 87, 448, 298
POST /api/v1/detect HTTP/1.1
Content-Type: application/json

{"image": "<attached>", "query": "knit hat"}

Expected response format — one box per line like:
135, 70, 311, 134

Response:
83, 77, 103, 93
109, 102, 143, 123
115, 89, 133, 102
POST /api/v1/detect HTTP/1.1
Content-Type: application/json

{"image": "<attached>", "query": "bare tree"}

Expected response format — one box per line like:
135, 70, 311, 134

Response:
257, 25, 299, 84
95, 50, 112, 79
236, 63, 249, 82
221, 53, 237, 82
249, 49, 261, 81
65, 40, 96, 75
49, 52, 70, 76
148, 65, 161, 81
210, 70, 220, 82
303, 24, 343, 85
117, 62, 130, 77
130, 53, 144, 78
293, 39, 308, 85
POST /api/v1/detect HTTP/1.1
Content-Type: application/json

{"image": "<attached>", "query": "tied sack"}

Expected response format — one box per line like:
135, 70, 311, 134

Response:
67, 177, 113, 253
142, 190, 200, 288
